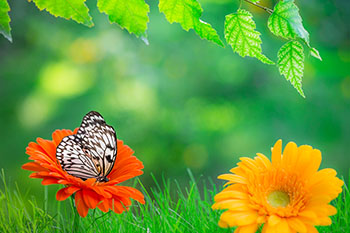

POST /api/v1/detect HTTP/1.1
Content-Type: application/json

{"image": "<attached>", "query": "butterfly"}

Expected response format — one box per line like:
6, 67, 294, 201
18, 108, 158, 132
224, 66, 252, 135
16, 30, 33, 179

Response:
56, 111, 117, 182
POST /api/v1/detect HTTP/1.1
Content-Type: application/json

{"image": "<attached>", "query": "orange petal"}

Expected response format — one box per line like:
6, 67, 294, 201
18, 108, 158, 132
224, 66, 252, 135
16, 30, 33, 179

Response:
36, 138, 56, 162
118, 186, 145, 204
109, 171, 143, 184
27, 151, 53, 165
97, 198, 110, 212
93, 186, 113, 199
41, 178, 60, 185
75, 191, 89, 217
109, 160, 143, 180
110, 199, 126, 214
52, 129, 74, 146
26, 142, 46, 155
84, 178, 96, 186
56, 186, 80, 201
82, 189, 100, 209
22, 162, 48, 172
58, 180, 71, 185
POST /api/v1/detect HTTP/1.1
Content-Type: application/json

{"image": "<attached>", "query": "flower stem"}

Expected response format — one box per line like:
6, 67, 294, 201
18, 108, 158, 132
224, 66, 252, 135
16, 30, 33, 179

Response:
70, 196, 80, 231
243, 0, 274, 14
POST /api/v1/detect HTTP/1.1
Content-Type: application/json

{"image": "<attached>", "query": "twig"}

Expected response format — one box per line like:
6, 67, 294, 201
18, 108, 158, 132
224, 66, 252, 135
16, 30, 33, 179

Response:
243, 0, 274, 14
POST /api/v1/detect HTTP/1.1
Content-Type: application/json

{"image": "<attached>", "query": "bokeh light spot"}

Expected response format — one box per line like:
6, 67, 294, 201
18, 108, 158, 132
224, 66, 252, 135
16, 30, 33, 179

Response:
341, 76, 350, 99
183, 144, 208, 169
18, 92, 55, 128
39, 62, 94, 98
110, 79, 158, 116
186, 98, 237, 132
68, 38, 100, 64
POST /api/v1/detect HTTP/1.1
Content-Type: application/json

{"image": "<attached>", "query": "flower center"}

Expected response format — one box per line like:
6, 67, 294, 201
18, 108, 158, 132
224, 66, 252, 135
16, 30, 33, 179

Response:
267, 190, 290, 208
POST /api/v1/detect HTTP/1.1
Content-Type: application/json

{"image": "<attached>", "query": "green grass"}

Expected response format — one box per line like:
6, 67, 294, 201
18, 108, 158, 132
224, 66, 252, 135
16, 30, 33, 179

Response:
0, 169, 349, 233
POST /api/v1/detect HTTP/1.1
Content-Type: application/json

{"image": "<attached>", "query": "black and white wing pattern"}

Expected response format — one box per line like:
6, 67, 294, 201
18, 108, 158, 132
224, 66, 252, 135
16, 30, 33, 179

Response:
56, 111, 117, 182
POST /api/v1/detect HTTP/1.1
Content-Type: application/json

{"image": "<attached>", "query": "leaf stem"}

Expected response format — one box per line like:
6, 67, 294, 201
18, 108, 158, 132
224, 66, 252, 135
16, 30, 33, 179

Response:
243, 0, 274, 14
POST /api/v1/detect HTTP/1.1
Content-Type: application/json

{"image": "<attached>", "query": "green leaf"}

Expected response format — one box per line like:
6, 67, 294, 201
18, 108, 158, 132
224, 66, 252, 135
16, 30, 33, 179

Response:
0, 0, 11, 42
268, 0, 309, 44
310, 47, 322, 61
97, 0, 150, 38
31, 0, 93, 27
278, 41, 305, 97
225, 9, 274, 65
159, 0, 224, 47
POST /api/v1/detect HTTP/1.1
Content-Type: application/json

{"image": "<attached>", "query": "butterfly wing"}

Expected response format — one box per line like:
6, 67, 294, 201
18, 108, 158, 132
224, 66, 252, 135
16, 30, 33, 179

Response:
56, 135, 100, 180
56, 111, 117, 181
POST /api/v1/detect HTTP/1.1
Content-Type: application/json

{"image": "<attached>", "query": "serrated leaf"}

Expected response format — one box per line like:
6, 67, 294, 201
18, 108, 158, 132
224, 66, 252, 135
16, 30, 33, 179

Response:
159, 0, 224, 47
268, 0, 309, 44
278, 41, 305, 97
31, 0, 93, 27
0, 0, 11, 42
97, 0, 150, 38
310, 47, 322, 61
225, 9, 274, 65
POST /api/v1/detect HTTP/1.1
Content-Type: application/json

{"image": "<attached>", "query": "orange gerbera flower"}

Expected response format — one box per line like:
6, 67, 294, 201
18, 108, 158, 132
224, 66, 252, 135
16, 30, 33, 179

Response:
22, 129, 145, 217
212, 140, 343, 233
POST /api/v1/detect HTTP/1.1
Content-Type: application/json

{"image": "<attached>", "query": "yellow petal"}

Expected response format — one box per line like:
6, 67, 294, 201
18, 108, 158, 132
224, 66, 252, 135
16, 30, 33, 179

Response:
214, 190, 248, 201
281, 141, 298, 170
218, 219, 229, 228
287, 217, 307, 233
218, 174, 247, 184
240, 157, 259, 171
325, 204, 337, 216
212, 199, 251, 211
318, 216, 332, 226
304, 203, 338, 219
268, 215, 281, 226
271, 139, 282, 166
262, 222, 277, 233
307, 195, 332, 205
298, 148, 322, 179
305, 224, 319, 233
230, 167, 246, 176
298, 210, 319, 225
276, 218, 292, 233
221, 210, 258, 226
235, 224, 258, 233
255, 153, 271, 169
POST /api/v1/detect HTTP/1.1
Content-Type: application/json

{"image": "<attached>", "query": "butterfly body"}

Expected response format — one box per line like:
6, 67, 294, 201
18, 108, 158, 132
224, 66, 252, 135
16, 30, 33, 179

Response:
56, 111, 117, 182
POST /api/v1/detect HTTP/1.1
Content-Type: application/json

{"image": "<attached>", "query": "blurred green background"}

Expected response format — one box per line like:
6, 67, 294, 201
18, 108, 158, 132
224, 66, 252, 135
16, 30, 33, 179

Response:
0, 0, 349, 198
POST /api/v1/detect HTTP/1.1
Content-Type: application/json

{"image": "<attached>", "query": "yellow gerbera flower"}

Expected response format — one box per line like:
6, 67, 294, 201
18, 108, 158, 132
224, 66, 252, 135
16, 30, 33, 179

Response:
212, 140, 343, 233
